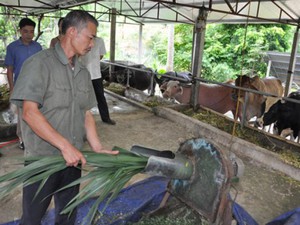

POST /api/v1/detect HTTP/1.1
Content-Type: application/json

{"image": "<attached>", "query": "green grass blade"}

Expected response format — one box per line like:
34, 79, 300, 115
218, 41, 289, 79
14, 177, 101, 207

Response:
0, 147, 149, 224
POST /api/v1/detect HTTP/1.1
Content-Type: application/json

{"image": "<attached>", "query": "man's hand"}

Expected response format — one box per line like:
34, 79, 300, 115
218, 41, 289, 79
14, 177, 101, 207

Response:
23, 101, 88, 167
60, 143, 87, 167
85, 111, 119, 156
93, 146, 119, 155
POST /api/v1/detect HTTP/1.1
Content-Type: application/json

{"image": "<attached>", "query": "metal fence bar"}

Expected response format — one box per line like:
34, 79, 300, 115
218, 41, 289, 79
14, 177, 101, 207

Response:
101, 60, 300, 105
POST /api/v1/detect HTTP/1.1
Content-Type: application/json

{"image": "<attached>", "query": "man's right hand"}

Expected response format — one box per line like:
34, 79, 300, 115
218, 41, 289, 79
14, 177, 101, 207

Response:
22, 101, 87, 167
60, 143, 87, 167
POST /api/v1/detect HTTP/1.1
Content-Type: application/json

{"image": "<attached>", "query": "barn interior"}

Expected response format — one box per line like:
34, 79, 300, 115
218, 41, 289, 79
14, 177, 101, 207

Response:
0, 1, 300, 225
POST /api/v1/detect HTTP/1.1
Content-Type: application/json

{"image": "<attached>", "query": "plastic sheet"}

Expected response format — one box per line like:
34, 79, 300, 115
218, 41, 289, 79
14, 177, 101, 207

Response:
1, 176, 168, 225
232, 201, 259, 225
266, 208, 300, 225
0, 176, 262, 225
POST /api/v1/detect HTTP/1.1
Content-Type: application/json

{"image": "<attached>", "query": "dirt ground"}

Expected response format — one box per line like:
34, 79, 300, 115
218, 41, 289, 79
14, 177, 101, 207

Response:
1, 93, 300, 224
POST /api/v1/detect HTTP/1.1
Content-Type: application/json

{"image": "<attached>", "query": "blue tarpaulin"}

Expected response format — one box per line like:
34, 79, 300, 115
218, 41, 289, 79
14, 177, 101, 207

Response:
3, 176, 289, 225
1, 176, 168, 225
266, 208, 300, 225
232, 201, 259, 225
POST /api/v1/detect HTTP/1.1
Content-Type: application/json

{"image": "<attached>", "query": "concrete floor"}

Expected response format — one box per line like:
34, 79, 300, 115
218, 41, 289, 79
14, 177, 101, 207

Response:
0, 93, 300, 224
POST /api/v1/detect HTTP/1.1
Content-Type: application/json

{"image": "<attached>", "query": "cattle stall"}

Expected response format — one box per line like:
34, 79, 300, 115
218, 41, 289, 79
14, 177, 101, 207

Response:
101, 60, 300, 145
119, 86, 300, 181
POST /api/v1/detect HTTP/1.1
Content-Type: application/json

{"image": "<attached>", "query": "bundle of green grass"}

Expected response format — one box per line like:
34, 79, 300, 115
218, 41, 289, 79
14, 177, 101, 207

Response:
0, 147, 148, 224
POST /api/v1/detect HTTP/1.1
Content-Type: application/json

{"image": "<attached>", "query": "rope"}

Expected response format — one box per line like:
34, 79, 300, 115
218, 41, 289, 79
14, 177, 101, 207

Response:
228, 2, 252, 153
0, 138, 19, 149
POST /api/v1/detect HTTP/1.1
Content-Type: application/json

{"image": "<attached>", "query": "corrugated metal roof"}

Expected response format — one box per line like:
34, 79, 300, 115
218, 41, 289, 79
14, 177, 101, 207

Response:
265, 51, 300, 87
0, 0, 299, 26
1, 0, 299, 90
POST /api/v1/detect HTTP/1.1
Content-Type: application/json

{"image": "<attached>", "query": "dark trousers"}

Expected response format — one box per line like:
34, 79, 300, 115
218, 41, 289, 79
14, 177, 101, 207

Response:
20, 167, 81, 225
92, 77, 111, 122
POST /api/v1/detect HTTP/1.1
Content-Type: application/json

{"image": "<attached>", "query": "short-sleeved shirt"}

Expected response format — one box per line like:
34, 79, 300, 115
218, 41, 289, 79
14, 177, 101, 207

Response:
4, 38, 42, 83
81, 37, 106, 80
10, 43, 97, 157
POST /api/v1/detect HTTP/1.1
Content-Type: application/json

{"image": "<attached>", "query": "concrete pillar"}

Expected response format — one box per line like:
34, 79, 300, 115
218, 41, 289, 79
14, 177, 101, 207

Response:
284, 25, 299, 96
266, 60, 272, 77
191, 7, 208, 110
138, 24, 143, 64
109, 8, 117, 81
166, 24, 175, 71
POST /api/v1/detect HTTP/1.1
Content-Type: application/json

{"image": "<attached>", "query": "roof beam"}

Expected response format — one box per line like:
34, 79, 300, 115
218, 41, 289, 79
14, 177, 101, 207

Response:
223, 0, 235, 13
147, 0, 299, 26
0, 0, 299, 26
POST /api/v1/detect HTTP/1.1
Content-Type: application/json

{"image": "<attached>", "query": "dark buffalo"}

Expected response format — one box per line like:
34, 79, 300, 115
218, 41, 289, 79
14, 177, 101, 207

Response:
155, 71, 192, 88
263, 91, 300, 140
100, 60, 155, 92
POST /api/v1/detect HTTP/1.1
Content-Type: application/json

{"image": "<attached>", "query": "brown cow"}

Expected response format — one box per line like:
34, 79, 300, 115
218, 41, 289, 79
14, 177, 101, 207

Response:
161, 80, 240, 118
234, 75, 284, 122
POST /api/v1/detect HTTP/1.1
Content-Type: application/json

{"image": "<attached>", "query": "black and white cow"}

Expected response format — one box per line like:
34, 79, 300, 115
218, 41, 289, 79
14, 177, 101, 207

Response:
263, 91, 300, 141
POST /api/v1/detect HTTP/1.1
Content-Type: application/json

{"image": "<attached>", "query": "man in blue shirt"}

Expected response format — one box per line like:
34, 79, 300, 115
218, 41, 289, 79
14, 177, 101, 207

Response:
5, 18, 42, 149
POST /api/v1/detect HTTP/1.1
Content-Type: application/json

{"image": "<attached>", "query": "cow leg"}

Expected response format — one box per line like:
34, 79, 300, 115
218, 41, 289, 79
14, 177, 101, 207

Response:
280, 128, 294, 140
267, 123, 274, 133
273, 124, 279, 135
297, 131, 300, 143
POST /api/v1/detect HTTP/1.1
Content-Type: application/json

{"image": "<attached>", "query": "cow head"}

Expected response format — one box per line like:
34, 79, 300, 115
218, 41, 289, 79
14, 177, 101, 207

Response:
264, 91, 300, 137
162, 81, 183, 99
263, 100, 281, 126
234, 75, 266, 96
160, 81, 168, 94
234, 75, 268, 120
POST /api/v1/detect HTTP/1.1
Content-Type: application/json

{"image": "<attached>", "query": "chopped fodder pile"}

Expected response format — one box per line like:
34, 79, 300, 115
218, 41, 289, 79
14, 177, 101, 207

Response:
135, 214, 207, 225
280, 150, 300, 168
143, 96, 173, 108
134, 197, 209, 225
106, 82, 126, 96
182, 108, 300, 168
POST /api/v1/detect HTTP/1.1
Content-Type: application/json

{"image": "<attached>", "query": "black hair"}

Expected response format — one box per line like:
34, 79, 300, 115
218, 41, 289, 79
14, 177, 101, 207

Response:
61, 10, 98, 35
19, 18, 36, 29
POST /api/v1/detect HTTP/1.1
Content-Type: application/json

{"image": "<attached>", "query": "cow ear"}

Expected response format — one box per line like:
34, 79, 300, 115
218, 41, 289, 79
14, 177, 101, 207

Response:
250, 76, 258, 83
251, 76, 264, 91
160, 82, 167, 91
179, 86, 183, 95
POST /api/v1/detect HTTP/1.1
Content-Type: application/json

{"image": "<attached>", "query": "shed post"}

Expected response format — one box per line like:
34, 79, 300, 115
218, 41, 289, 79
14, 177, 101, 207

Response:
166, 24, 175, 71
266, 60, 272, 77
109, 8, 117, 81
191, 7, 208, 111
285, 25, 299, 96
138, 24, 143, 64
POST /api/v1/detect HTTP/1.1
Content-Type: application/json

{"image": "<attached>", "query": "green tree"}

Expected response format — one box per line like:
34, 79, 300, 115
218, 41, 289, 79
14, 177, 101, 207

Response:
173, 24, 193, 71
146, 23, 294, 82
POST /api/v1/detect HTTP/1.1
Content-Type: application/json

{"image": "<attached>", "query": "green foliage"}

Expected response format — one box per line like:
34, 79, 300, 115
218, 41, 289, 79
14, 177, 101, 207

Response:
146, 32, 168, 65
0, 8, 20, 58
147, 23, 294, 82
174, 24, 193, 71
0, 7, 69, 55
202, 24, 293, 81
0, 84, 9, 110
